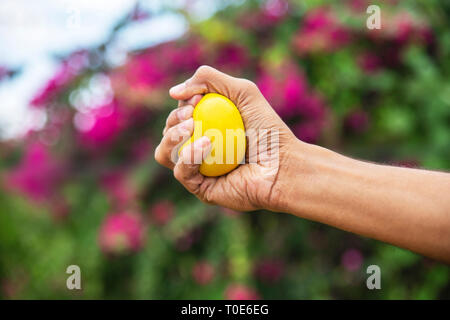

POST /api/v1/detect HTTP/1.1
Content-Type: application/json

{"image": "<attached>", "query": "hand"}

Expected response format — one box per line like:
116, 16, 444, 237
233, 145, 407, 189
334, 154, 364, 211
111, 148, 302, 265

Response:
154, 65, 299, 211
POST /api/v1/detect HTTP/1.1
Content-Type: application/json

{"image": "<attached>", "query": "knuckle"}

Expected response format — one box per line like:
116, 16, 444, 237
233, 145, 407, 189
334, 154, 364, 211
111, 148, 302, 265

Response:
168, 108, 178, 121
173, 166, 183, 181
194, 65, 215, 79
240, 79, 258, 92
154, 146, 163, 164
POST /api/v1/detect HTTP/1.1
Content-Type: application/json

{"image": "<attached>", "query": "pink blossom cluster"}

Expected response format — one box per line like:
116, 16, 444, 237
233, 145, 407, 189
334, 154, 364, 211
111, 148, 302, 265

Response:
30, 51, 89, 107
5, 142, 64, 203
98, 212, 146, 255
257, 63, 327, 143
293, 8, 351, 55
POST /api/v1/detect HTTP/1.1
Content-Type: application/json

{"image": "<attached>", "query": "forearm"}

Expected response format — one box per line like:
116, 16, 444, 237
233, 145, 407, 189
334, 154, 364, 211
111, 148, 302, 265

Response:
278, 140, 450, 263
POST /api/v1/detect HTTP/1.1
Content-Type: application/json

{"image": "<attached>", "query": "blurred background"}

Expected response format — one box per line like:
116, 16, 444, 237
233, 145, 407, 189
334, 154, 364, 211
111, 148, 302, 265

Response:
0, 0, 449, 299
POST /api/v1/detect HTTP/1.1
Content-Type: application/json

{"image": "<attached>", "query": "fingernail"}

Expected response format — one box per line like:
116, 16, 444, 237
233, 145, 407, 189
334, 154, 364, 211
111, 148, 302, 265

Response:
179, 118, 193, 132
169, 82, 186, 96
177, 106, 192, 121
193, 136, 210, 149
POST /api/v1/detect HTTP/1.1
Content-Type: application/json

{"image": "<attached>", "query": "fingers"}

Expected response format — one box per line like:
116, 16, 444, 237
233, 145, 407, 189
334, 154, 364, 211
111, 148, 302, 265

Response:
178, 94, 203, 108
162, 95, 203, 135
169, 65, 252, 102
155, 118, 194, 170
163, 105, 194, 135
173, 136, 212, 194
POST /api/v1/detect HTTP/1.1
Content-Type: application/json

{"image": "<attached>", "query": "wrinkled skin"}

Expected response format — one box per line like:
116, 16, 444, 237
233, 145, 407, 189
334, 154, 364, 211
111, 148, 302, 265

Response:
154, 65, 298, 211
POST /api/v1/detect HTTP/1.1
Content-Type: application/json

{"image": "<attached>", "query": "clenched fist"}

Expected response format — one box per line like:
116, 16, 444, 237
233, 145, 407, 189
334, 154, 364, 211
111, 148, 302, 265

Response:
154, 65, 300, 211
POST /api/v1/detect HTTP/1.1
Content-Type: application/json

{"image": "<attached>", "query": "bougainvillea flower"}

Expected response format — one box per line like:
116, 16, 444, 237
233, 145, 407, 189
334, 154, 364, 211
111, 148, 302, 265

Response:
5, 142, 63, 202
341, 248, 363, 272
150, 200, 175, 226
225, 284, 260, 300
293, 8, 351, 55
192, 261, 215, 285
77, 101, 125, 149
100, 170, 137, 210
345, 110, 370, 133
30, 51, 89, 107
254, 259, 285, 283
98, 212, 146, 255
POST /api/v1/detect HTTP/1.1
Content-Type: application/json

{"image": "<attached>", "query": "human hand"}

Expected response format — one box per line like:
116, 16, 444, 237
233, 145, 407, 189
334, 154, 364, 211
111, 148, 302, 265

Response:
154, 65, 301, 211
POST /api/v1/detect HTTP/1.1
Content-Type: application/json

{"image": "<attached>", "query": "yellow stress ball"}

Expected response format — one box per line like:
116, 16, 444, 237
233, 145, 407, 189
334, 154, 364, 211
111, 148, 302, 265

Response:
179, 93, 246, 177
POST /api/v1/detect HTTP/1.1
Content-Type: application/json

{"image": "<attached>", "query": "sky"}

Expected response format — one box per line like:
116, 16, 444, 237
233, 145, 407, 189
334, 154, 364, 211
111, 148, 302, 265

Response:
0, 0, 193, 140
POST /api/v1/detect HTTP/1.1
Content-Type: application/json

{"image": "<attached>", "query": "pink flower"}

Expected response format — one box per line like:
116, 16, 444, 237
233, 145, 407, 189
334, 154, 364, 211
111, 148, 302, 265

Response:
100, 170, 136, 210
263, 0, 289, 20
357, 52, 382, 74
98, 212, 145, 255
257, 64, 327, 121
367, 11, 433, 47
5, 142, 63, 202
254, 259, 284, 283
293, 8, 351, 55
341, 248, 363, 272
150, 200, 174, 226
347, 0, 370, 12
77, 101, 125, 149
192, 261, 215, 285
215, 44, 249, 72
225, 284, 260, 300
257, 67, 305, 118
293, 121, 323, 143
345, 110, 370, 133
130, 138, 153, 163
238, 0, 288, 31
125, 54, 167, 90
31, 51, 88, 107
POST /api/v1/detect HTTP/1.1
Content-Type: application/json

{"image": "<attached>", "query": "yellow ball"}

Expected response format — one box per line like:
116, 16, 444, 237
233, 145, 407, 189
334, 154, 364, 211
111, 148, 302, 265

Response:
179, 93, 246, 177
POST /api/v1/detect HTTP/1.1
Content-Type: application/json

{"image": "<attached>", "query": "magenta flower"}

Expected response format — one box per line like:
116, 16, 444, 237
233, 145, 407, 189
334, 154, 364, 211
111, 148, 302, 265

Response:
225, 284, 260, 300
367, 11, 433, 48
98, 212, 145, 255
125, 54, 167, 90
215, 44, 249, 72
161, 41, 204, 73
254, 259, 284, 283
150, 200, 175, 226
293, 120, 323, 143
357, 52, 382, 74
341, 248, 363, 272
293, 8, 351, 55
344, 110, 370, 133
192, 261, 215, 285
5, 142, 63, 202
30, 51, 88, 107
257, 66, 308, 118
77, 101, 125, 149
257, 64, 327, 122
238, 0, 288, 31
100, 170, 136, 210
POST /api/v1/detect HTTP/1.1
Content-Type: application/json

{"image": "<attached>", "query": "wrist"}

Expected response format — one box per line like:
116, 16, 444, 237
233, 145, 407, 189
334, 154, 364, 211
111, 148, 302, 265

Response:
270, 139, 346, 217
